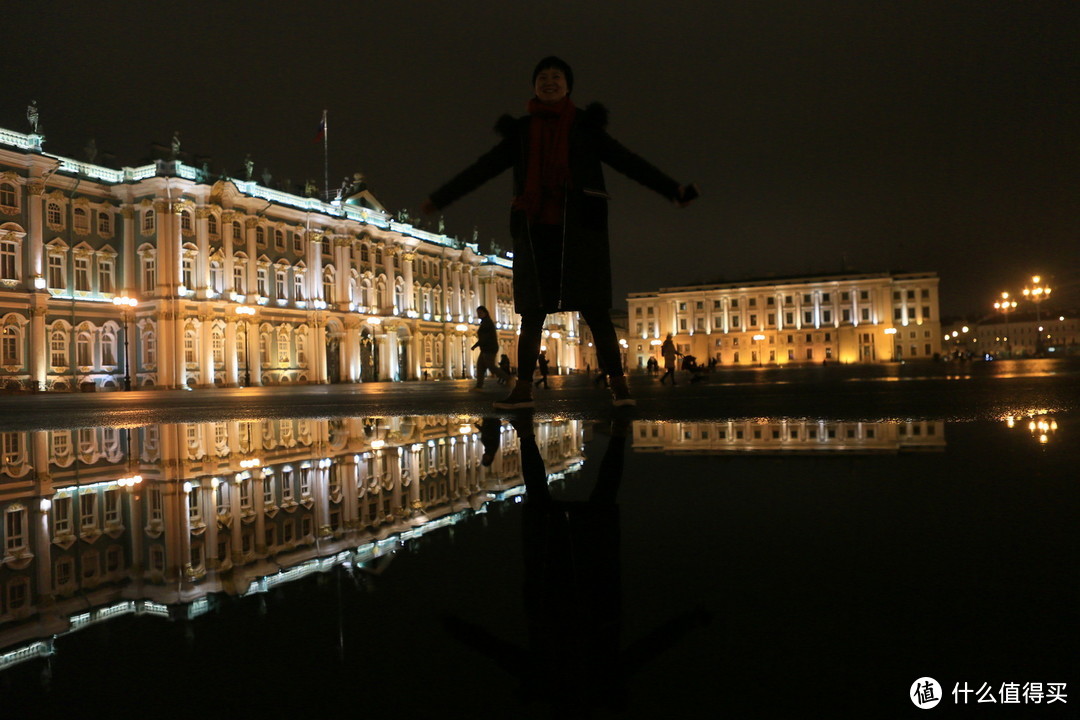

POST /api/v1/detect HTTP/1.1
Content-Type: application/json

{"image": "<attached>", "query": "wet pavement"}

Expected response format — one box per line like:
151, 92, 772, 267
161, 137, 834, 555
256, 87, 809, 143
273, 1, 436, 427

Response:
0, 359, 1076, 717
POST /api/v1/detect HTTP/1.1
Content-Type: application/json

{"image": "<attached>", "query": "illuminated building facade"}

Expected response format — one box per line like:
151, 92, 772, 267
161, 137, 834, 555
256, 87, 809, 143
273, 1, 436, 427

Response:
632, 419, 946, 454
627, 272, 942, 368
0, 415, 585, 667
0, 125, 582, 391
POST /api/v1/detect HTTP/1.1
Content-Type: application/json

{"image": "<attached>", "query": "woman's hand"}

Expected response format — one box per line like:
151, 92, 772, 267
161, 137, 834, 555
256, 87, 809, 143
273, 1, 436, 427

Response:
675, 184, 699, 208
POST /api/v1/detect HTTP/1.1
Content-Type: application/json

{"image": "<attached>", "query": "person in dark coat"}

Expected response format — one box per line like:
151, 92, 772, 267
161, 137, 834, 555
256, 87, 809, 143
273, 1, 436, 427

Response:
422, 56, 696, 409
535, 351, 550, 388
498, 353, 512, 384
471, 305, 510, 391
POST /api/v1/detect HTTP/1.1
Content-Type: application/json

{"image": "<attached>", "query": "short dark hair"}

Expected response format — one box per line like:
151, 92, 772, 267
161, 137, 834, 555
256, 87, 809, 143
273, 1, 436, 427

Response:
532, 56, 574, 93
477, 305, 489, 316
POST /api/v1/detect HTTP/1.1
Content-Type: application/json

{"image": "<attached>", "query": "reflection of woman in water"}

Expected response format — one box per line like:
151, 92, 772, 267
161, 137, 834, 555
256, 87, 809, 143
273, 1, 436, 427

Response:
444, 417, 709, 715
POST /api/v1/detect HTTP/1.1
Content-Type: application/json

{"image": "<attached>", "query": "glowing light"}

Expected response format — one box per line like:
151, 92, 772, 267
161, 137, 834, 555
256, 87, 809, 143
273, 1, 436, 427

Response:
370, 439, 386, 450
183, 482, 193, 493
235, 306, 256, 316
39, 498, 52, 512
884, 328, 898, 335
455, 324, 468, 332
368, 316, 382, 324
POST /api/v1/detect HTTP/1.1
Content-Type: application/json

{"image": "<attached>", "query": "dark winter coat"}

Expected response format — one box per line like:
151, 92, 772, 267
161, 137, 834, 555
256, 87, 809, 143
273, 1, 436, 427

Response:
472, 316, 500, 353
428, 103, 681, 312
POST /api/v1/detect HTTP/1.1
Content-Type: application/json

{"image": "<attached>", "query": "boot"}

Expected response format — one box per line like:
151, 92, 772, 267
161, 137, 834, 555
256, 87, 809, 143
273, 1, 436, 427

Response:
609, 375, 636, 407
493, 378, 535, 409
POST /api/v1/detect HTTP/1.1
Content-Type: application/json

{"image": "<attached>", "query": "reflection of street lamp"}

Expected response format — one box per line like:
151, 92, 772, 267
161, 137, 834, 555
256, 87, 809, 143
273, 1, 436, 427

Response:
993, 292, 1017, 357
1022, 276, 1052, 353
236, 305, 256, 386
113, 295, 138, 390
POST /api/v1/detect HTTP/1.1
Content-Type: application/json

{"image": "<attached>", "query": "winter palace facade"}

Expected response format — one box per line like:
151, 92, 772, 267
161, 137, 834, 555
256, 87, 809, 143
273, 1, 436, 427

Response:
0, 126, 583, 391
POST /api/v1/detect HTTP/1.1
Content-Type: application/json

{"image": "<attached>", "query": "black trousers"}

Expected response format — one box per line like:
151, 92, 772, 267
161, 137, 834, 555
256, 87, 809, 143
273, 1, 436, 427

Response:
517, 308, 623, 382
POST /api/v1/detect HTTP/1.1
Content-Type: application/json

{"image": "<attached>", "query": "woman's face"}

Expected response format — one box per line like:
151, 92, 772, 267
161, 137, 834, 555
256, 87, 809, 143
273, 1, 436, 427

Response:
534, 67, 569, 104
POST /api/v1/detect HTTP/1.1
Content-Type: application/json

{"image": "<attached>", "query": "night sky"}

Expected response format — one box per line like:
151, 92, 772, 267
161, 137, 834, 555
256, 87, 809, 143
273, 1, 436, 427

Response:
4, 1, 1077, 317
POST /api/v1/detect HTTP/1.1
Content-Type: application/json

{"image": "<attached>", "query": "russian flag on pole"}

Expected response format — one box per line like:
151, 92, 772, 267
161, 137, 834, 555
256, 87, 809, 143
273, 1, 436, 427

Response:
314, 110, 327, 143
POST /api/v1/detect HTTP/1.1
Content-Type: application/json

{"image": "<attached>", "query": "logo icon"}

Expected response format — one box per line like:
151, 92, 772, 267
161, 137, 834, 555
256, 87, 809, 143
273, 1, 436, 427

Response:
911, 677, 942, 709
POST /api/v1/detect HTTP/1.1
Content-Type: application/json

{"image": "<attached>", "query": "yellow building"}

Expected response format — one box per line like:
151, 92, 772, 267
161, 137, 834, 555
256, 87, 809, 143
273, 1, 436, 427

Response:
627, 271, 942, 369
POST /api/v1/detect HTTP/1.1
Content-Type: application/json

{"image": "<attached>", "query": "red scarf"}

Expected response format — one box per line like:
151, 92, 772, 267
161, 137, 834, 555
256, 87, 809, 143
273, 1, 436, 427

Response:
516, 96, 576, 223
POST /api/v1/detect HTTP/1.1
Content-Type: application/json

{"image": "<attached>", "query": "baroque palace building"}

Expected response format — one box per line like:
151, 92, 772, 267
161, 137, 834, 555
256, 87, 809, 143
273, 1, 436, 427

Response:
0, 414, 586, 669
0, 125, 582, 391
626, 271, 943, 369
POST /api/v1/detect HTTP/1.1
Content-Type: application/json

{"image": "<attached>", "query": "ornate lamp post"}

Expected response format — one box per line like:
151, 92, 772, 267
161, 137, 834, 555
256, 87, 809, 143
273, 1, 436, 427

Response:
236, 305, 256, 386
113, 295, 138, 390
1022, 276, 1052, 354
993, 292, 1017, 357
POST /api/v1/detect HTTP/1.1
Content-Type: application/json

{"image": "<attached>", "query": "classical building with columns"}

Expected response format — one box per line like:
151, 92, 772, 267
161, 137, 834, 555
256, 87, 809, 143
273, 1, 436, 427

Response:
0, 125, 582, 391
627, 271, 942, 369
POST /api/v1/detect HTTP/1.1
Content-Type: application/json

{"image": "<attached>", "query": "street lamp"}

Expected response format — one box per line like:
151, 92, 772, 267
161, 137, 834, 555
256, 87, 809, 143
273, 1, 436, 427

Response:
236, 305, 256, 386
113, 295, 138, 390
1022, 275, 1052, 353
993, 292, 1017, 357
752, 334, 765, 366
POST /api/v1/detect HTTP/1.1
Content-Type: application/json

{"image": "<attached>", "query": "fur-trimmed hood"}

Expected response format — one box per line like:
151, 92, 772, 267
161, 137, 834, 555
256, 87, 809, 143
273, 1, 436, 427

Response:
494, 102, 609, 137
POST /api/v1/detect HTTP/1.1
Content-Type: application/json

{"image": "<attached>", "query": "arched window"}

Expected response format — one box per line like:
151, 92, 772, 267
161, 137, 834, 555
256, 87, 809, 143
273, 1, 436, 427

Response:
48, 202, 63, 226
0, 236, 17, 281
142, 210, 155, 233
1, 324, 20, 366
212, 329, 224, 365
0, 182, 16, 208
101, 331, 117, 366
259, 331, 269, 367
256, 227, 265, 245
73, 207, 89, 233
97, 211, 111, 235
360, 244, 369, 263
277, 332, 290, 365
50, 330, 68, 368
208, 214, 219, 236
323, 268, 335, 303
296, 333, 307, 366
232, 222, 242, 241
76, 332, 92, 367
183, 329, 197, 363
144, 329, 157, 365
181, 210, 193, 233
274, 229, 285, 249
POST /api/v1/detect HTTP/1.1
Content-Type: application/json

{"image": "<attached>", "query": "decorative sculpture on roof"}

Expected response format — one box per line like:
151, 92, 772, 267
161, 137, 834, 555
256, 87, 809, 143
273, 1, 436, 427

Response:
171, 131, 181, 160
244, 154, 254, 181
27, 101, 39, 134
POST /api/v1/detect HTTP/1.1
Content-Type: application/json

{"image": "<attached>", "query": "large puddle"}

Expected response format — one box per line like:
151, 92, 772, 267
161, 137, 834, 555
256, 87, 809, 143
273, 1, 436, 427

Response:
0, 411, 1074, 716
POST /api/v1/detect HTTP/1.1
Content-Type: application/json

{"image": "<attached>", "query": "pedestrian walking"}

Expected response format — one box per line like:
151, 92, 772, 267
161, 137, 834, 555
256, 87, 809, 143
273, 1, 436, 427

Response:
534, 351, 550, 388
422, 56, 696, 409
660, 333, 681, 385
470, 306, 511, 391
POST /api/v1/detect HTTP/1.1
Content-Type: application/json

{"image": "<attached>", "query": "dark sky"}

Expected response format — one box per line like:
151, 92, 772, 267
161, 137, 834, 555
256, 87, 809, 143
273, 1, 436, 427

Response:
4, 1, 1078, 317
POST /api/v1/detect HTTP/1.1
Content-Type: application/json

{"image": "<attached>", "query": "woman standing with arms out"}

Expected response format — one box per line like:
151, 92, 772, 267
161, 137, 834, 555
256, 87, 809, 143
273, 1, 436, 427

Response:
422, 56, 696, 409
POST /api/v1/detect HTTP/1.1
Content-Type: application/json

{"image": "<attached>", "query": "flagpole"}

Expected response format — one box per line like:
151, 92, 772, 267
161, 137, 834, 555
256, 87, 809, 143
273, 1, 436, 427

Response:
322, 109, 329, 201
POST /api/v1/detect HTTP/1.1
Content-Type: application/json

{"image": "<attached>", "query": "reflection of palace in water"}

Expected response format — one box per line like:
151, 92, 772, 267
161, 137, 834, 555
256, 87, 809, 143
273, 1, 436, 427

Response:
0, 416, 585, 669
632, 420, 946, 454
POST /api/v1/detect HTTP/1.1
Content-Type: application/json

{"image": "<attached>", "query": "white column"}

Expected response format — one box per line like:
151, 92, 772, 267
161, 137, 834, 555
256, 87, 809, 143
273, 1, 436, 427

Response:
200, 315, 215, 388
195, 207, 211, 298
